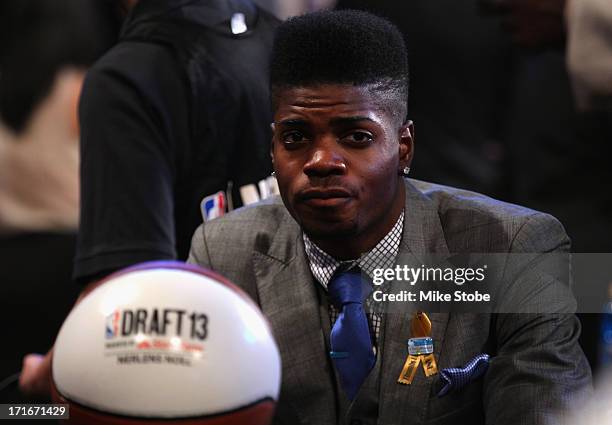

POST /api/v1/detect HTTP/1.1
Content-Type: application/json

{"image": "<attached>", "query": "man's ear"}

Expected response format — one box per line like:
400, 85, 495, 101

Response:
49, 68, 85, 140
399, 120, 414, 169
68, 73, 85, 138
270, 122, 275, 165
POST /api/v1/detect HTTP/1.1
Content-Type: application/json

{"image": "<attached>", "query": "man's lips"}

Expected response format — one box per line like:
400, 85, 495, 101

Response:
297, 188, 353, 208
299, 188, 353, 200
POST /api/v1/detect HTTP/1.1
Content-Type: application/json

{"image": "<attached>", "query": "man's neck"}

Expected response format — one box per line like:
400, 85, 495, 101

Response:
308, 189, 406, 260
308, 235, 371, 261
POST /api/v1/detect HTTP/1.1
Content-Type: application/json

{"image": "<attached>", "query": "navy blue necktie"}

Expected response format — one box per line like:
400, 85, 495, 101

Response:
328, 269, 375, 401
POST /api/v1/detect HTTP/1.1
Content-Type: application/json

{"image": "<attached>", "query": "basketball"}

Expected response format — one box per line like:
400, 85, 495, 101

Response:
51, 261, 281, 425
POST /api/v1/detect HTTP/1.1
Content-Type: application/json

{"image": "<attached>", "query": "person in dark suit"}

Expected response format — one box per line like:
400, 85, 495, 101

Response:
19, 0, 279, 397
188, 9, 592, 425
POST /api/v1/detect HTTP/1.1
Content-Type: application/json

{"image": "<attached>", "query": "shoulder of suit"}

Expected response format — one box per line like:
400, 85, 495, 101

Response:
409, 179, 549, 220
200, 195, 296, 248
84, 41, 186, 107
407, 179, 567, 248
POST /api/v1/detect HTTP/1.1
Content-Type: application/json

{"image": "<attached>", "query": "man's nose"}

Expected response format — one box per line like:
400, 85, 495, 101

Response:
303, 139, 346, 177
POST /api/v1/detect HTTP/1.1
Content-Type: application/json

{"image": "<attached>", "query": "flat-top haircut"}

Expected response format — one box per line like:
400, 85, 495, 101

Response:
270, 9, 409, 123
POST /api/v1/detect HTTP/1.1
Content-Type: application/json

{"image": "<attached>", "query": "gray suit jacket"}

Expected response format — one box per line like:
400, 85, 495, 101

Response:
188, 179, 592, 425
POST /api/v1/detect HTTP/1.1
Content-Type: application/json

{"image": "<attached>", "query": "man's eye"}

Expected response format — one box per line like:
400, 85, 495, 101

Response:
282, 131, 308, 144
343, 131, 374, 145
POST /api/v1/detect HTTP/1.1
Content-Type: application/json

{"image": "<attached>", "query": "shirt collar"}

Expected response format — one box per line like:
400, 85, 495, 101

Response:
303, 210, 404, 289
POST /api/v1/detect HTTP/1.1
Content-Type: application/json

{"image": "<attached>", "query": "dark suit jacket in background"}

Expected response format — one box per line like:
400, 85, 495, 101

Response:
188, 179, 592, 425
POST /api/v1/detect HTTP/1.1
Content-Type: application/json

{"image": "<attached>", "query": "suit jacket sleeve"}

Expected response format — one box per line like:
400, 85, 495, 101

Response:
483, 213, 592, 425
188, 223, 212, 268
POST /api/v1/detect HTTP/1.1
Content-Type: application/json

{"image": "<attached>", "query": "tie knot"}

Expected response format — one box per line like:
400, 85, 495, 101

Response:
328, 269, 371, 309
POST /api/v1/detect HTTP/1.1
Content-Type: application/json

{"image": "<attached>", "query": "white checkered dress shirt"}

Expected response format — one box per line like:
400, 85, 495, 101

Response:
303, 211, 404, 345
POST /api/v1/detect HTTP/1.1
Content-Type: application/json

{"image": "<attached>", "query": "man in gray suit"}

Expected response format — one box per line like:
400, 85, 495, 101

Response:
188, 10, 591, 425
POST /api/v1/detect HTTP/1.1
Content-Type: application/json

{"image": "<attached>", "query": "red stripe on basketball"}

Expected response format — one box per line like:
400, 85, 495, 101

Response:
52, 379, 275, 425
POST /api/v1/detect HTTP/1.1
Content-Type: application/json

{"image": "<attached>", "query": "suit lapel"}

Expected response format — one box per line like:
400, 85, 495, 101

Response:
249, 180, 451, 423
252, 213, 337, 424
379, 180, 451, 424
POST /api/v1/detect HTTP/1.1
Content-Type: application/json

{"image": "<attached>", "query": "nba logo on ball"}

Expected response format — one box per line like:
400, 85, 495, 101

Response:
52, 261, 281, 425
105, 310, 120, 339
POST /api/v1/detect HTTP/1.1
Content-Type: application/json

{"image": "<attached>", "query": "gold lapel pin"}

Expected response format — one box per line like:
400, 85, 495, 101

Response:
398, 311, 438, 385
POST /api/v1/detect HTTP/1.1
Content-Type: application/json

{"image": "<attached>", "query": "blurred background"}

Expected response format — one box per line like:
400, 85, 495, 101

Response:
0, 0, 123, 403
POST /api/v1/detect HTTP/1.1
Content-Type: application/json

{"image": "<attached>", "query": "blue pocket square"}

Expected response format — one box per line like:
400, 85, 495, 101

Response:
437, 353, 490, 397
